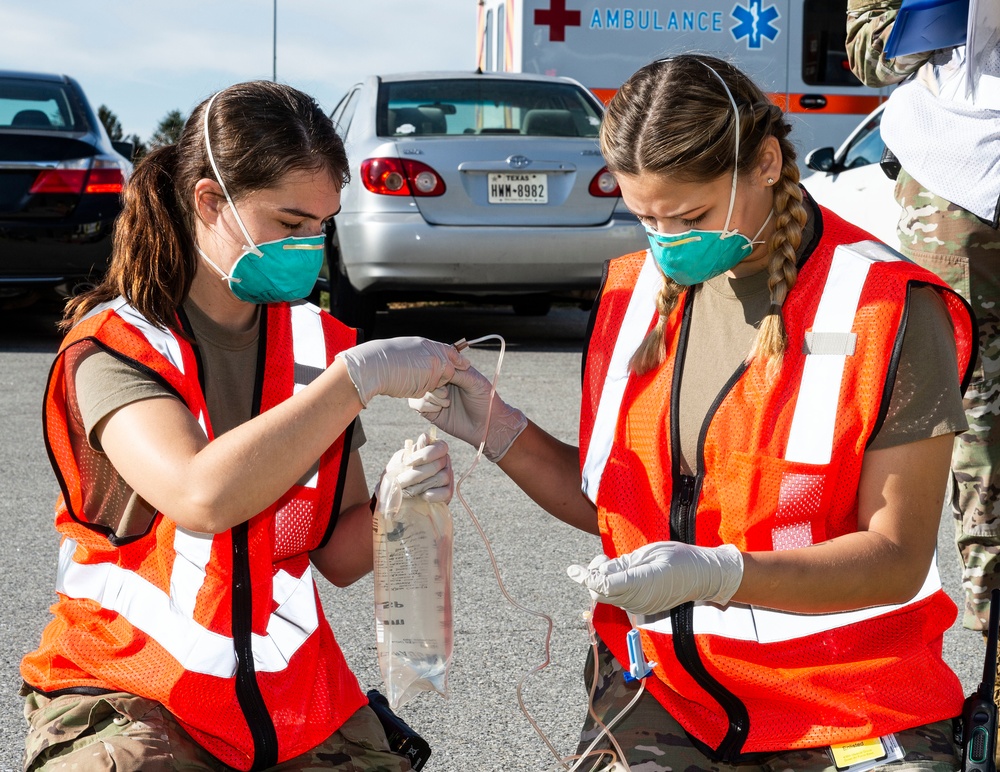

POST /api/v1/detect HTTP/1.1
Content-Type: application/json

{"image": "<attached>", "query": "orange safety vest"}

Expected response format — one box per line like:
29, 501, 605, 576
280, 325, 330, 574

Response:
580, 207, 977, 761
21, 298, 366, 771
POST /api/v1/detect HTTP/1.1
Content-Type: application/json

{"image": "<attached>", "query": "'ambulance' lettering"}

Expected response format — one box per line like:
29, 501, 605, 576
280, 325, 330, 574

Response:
589, 8, 720, 32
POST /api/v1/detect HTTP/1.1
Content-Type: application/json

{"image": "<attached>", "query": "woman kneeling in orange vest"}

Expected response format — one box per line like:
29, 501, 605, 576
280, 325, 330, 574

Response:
412, 55, 977, 770
20, 81, 466, 771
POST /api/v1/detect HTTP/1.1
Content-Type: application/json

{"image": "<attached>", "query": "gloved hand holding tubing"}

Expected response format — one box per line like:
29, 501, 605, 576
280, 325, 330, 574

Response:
377, 432, 454, 507
409, 365, 527, 462
567, 541, 744, 616
337, 337, 469, 407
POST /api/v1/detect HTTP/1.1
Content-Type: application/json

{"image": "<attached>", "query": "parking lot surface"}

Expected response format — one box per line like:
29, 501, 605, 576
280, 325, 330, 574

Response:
0, 303, 984, 771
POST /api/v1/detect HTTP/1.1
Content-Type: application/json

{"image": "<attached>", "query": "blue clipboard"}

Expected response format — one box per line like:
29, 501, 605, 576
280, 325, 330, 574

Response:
884, 0, 970, 58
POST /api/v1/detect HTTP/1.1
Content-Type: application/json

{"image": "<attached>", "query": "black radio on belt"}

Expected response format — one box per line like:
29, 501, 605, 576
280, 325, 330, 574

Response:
957, 588, 999, 772
366, 689, 432, 771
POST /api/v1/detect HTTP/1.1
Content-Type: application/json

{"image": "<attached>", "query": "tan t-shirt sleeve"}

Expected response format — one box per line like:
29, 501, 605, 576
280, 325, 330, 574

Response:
75, 349, 176, 451
75, 348, 177, 451
867, 285, 968, 450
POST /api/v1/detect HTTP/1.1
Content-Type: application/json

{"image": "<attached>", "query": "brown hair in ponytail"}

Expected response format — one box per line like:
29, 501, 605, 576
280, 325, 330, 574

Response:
63, 81, 350, 332
598, 54, 807, 375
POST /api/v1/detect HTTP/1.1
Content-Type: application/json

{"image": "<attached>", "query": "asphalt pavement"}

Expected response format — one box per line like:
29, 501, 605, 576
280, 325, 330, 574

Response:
0, 302, 986, 771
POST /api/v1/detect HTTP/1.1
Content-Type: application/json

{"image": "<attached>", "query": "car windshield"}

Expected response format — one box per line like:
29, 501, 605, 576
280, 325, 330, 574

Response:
379, 78, 602, 138
0, 78, 85, 132
841, 111, 885, 170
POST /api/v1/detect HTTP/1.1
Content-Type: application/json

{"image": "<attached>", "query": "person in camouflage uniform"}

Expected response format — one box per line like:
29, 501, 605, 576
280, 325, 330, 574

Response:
846, 0, 1000, 634
22, 689, 412, 772
574, 641, 960, 772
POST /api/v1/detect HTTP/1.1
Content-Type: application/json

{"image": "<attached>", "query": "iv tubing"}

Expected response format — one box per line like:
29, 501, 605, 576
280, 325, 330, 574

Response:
453, 334, 569, 768
454, 334, 642, 772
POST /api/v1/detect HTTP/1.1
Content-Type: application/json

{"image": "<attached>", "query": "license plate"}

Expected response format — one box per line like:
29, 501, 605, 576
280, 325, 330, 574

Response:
488, 173, 547, 204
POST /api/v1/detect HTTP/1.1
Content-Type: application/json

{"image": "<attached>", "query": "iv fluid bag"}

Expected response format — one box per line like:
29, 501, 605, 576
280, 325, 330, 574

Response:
374, 440, 454, 711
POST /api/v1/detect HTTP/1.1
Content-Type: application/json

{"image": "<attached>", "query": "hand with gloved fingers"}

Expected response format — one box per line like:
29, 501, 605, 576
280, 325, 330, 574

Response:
376, 432, 455, 512
336, 336, 469, 407
408, 364, 528, 463
566, 541, 744, 616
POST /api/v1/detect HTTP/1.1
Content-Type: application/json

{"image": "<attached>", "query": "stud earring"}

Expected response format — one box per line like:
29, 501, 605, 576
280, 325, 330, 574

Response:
767, 177, 775, 185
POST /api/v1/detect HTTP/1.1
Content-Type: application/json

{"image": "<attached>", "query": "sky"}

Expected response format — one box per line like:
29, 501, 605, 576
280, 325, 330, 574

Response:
0, 0, 480, 141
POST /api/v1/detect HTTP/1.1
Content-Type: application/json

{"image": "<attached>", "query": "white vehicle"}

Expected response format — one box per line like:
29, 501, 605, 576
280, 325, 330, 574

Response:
476, 0, 890, 159
801, 104, 899, 245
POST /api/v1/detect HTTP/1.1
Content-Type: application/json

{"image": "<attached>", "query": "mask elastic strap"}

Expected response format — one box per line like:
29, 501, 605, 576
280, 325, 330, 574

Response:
195, 244, 242, 284
203, 91, 263, 257
700, 63, 741, 236
749, 208, 774, 247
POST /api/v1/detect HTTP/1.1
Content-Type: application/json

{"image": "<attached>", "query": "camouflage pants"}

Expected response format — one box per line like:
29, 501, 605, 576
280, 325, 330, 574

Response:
896, 169, 1000, 631
21, 687, 413, 772
573, 641, 960, 771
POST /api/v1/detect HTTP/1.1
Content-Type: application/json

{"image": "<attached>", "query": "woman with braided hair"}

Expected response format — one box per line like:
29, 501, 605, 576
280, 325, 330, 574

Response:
413, 54, 976, 769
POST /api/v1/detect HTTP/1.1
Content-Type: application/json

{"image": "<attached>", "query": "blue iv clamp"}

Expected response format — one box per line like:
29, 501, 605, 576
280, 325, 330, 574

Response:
624, 628, 655, 683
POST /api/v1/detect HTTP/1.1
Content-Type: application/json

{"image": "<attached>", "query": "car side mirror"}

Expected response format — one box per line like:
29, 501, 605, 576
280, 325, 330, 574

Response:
804, 146, 837, 173
112, 140, 135, 161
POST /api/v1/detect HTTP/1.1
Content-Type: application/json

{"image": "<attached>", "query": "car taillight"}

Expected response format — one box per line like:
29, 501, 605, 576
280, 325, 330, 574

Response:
589, 167, 620, 197
85, 158, 126, 194
29, 156, 126, 195
360, 157, 446, 197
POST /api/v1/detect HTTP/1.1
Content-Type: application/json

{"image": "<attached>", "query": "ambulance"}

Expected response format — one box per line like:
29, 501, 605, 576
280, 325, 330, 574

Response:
475, 0, 890, 159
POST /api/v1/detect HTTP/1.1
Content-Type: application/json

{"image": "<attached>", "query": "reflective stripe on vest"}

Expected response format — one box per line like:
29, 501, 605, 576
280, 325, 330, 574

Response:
582, 253, 661, 503
85, 298, 187, 374
291, 302, 325, 489
57, 537, 320, 676
785, 241, 898, 465
637, 553, 942, 642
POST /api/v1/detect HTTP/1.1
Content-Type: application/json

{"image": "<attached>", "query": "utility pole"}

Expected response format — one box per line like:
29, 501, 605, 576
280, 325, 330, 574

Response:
272, 0, 277, 82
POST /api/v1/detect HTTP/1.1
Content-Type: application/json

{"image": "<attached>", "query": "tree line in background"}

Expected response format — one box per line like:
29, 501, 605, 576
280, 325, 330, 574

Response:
98, 105, 186, 163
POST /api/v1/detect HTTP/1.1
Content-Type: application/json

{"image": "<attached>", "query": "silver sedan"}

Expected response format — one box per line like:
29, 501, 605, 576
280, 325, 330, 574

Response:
322, 70, 646, 331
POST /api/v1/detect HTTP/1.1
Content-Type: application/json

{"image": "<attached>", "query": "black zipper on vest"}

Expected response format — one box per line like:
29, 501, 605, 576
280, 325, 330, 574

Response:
232, 523, 278, 769
231, 305, 278, 770
667, 290, 752, 763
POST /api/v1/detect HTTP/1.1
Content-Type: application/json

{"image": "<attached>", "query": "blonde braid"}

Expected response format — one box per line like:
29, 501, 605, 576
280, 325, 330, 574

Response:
629, 277, 686, 374
750, 143, 808, 379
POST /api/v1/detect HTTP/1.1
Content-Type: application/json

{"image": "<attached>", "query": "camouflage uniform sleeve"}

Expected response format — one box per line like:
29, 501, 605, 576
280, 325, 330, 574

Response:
846, 0, 934, 86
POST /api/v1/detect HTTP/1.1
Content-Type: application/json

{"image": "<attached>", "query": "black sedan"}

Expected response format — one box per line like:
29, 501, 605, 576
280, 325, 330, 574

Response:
0, 70, 132, 310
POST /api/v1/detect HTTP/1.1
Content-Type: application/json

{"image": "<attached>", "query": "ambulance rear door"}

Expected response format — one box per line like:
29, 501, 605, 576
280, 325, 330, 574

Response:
783, 0, 888, 159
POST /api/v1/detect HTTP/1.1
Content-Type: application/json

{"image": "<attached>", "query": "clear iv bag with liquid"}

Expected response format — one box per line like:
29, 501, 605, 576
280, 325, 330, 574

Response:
374, 437, 454, 711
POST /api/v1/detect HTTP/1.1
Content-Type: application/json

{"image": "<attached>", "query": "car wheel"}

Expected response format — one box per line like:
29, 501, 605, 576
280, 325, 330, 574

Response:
511, 295, 552, 317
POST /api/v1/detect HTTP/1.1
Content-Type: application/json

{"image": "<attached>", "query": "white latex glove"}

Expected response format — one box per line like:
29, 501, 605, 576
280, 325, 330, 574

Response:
377, 432, 454, 509
566, 542, 744, 616
408, 365, 527, 462
336, 337, 468, 407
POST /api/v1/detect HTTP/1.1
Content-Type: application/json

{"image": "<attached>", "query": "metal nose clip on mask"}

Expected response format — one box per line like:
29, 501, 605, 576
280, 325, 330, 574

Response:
644, 63, 773, 286
196, 91, 326, 304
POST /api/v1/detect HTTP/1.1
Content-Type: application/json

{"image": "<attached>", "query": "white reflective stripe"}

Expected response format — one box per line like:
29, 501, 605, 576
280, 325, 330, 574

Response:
170, 527, 214, 619
583, 254, 662, 503
113, 302, 186, 375
80, 298, 186, 374
290, 302, 326, 488
57, 538, 236, 677
291, 302, 326, 396
784, 244, 877, 464
251, 565, 320, 672
57, 538, 321, 677
639, 555, 942, 643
